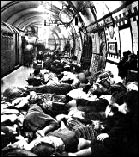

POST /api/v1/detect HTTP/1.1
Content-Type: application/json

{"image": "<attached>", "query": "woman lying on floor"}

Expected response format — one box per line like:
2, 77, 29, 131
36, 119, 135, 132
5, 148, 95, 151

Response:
2, 120, 91, 156
2, 88, 138, 156
1, 91, 107, 156
22, 91, 59, 138
66, 90, 138, 157
3, 90, 131, 156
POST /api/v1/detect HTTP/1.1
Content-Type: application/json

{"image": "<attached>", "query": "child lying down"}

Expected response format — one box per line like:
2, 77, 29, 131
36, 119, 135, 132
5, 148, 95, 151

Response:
4, 120, 91, 156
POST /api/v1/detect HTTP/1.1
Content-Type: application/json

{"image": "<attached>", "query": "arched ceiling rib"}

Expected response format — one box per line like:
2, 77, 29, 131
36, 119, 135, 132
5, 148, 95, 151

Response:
11, 12, 59, 27
1, 1, 39, 21
7, 9, 42, 25
1, 1, 125, 30
1, 1, 63, 29
18, 18, 44, 29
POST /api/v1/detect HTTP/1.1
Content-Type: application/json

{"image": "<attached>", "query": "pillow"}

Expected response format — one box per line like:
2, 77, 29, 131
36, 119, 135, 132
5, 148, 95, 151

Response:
67, 88, 87, 100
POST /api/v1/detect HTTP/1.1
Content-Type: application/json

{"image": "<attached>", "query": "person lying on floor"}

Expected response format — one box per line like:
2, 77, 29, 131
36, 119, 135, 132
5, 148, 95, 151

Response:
22, 91, 59, 139
66, 90, 137, 157
66, 87, 98, 101
4, 91, 137, 156
55, 104, 105, 141
64, 95, 109, 117
10, 91, 59, 141
60, 71, 80, 88
54, 96, 109, 139
5, 120, 91, 156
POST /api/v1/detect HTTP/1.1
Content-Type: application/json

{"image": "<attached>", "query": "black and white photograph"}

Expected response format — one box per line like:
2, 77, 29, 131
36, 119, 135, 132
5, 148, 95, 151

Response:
1, 1, 138, 156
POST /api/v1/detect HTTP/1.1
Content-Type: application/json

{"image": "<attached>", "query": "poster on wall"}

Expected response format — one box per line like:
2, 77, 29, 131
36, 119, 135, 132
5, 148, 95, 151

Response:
119, 27, 133, 57
91, 33, 97, 54
90, 29, 107, 75
108, 42, 117, 54
90, 54, 99, 78
131, 21, 138, 55
98, 29, 107, 56
98, 29, 107, 71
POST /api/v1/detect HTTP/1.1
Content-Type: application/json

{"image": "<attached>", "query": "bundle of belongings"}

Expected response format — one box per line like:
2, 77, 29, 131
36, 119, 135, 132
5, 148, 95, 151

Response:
43, 54, 81, 75
88, 70, 116, 96
26, 70, 73, 95
1, 55, 138, 157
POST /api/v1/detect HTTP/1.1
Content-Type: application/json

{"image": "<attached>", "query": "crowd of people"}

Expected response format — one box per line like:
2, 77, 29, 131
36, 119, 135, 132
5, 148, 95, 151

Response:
1, 50, 138, 156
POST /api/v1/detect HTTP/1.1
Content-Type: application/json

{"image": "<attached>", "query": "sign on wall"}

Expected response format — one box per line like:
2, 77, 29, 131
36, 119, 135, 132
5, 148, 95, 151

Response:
119, 27, 133, 57
108, 42, 117, 54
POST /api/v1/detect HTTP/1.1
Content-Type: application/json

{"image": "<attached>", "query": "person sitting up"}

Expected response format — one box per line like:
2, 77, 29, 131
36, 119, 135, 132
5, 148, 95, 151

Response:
117, 50, 131, 79
27, 69, 44, 86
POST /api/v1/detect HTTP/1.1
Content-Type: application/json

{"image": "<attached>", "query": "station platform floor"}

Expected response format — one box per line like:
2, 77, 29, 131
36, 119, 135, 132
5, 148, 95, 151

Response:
1, 66, 34, 93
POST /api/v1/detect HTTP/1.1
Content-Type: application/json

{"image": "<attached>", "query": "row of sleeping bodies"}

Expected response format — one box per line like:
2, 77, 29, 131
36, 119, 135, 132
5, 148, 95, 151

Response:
33, 54, 81, 76
26, 54, 82, 87
1, 65, 138, 156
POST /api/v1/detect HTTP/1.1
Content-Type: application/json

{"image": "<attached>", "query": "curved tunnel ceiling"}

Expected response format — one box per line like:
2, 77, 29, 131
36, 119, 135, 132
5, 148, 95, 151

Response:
1, 1, 64, 29
1, 1, 125, 30
7, 8, 43, 25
